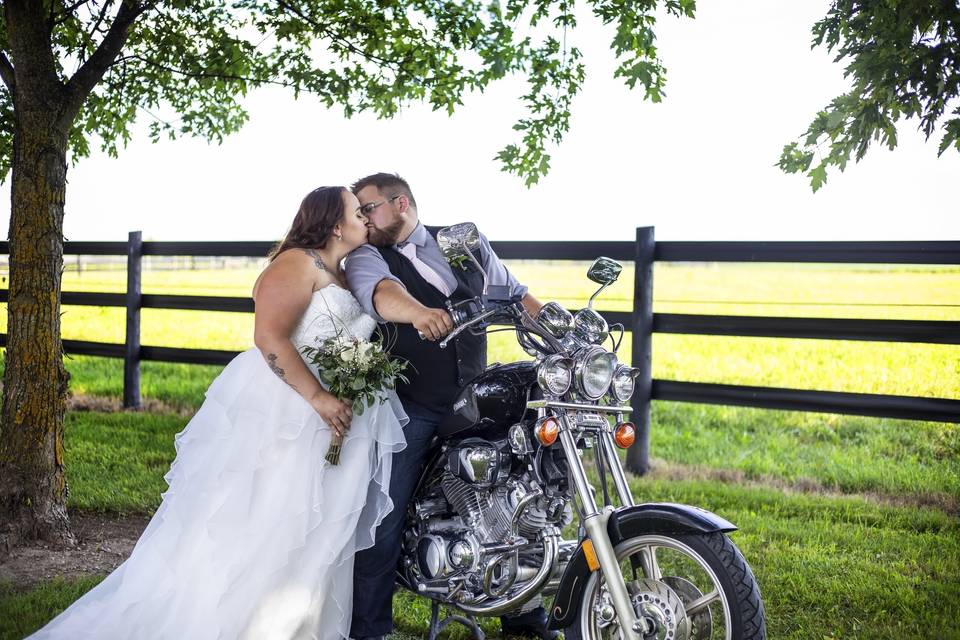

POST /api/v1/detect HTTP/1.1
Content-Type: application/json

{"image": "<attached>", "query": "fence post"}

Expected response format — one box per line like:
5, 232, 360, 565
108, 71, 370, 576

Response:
626, 226, 654, 474
123, 230, 142, 409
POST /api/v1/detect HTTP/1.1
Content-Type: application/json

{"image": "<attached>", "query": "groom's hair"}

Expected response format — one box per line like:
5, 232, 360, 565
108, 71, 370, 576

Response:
351, 172, 418, 210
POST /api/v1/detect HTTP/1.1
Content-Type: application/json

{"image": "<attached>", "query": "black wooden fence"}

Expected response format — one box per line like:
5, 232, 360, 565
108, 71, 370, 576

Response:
1, 230, 958, 474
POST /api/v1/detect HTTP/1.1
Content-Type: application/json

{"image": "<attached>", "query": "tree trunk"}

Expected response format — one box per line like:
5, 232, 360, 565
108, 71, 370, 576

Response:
0, 2, 74, 548
0, 112, 74, 548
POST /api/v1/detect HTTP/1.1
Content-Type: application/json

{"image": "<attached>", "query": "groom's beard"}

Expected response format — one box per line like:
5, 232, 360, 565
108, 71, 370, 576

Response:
367, 218, 405, 247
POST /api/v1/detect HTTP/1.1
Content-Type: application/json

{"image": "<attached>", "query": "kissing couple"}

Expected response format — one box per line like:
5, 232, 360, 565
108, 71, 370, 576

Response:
27, 173, 557, 640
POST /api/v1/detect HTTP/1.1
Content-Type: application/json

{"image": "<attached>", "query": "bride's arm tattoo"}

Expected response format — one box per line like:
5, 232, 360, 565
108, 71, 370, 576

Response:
267, 353, 299, 391
304, 248, 326, 272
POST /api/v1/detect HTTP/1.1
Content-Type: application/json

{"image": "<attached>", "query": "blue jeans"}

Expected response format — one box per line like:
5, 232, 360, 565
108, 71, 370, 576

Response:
350, 399, 443, 637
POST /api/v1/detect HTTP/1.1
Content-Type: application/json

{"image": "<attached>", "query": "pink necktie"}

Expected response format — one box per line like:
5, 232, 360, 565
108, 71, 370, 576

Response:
399, 243, 453, 296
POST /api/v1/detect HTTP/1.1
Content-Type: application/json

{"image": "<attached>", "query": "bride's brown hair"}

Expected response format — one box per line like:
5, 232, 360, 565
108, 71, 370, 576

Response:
268, 186, 347, 262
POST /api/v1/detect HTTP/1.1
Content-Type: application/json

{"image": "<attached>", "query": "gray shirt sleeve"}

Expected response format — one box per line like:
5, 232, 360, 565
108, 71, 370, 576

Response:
344, 244, 405, 323
478, 232, 528, 298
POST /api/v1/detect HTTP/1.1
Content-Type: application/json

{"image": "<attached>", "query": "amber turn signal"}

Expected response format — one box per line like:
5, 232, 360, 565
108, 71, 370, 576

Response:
535, 417, 560, 446
613, 422, 636, 449
581, 539, 600, 572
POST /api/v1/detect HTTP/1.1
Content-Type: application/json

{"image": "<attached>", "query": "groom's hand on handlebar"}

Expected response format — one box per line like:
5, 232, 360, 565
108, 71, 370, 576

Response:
414, 308, 454, 341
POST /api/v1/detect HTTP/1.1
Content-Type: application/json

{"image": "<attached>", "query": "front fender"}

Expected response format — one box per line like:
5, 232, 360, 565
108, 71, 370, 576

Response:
546, 503, 737, 630
607, 502, 737, 544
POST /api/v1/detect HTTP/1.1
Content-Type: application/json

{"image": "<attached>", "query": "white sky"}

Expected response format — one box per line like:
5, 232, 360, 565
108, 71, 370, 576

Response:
1, 0, 958, 243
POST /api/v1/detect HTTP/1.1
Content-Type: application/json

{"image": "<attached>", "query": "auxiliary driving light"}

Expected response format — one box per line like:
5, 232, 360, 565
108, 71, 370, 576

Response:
535, 417, 560, 446
613, 422, 636, 449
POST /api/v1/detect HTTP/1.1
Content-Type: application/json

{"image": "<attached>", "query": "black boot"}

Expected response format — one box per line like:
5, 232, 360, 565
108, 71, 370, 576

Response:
500, 606, 560, 639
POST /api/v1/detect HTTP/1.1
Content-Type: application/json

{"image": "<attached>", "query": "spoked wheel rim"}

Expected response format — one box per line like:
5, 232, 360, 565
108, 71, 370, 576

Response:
579, 535, 733, 640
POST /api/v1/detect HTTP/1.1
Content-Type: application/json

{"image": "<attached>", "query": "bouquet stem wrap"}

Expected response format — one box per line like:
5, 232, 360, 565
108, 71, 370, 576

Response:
325, 435, 343, 465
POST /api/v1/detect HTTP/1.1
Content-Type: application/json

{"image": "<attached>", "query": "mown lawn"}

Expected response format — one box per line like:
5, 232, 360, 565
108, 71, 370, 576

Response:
3, 262, 958, 396
2, 407, 957, 639
1, 263, 957, 402
0, 262, 957, 638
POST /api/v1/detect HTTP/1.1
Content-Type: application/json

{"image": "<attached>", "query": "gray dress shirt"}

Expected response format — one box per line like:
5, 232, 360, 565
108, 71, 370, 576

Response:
344, 222, 528, 322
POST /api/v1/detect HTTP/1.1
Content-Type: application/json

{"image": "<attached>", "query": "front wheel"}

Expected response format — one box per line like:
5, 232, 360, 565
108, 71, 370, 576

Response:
576, 532, 766, 640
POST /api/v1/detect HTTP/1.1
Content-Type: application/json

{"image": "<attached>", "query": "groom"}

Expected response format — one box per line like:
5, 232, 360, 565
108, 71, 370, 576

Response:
344, 173, 555, 640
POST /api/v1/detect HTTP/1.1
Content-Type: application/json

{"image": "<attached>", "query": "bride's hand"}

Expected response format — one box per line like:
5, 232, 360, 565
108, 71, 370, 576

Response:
310, 391, 353, 436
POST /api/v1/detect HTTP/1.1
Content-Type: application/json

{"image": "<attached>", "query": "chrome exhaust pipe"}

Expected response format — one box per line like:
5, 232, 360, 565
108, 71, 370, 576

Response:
455, 535, 559, 616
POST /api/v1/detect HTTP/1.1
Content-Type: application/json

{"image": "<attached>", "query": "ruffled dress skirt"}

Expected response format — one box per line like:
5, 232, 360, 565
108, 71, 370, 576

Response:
27, 348, 407, 640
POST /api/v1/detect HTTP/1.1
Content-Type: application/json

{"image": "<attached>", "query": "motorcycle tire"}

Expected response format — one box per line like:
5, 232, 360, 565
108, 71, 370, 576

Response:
573, 531, 766, 640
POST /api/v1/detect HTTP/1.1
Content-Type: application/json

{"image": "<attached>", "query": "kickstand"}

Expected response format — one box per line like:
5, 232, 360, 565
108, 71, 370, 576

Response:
427, 600, 485, 640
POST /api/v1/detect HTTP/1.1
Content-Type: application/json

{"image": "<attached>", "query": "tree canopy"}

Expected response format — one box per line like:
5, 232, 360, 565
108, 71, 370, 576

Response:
778, 0, 960, 191
0, 0, 696, 187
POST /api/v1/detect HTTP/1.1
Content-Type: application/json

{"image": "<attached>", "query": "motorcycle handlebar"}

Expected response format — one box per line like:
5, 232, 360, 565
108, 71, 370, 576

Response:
416, 296, 522, 346
437, 307, 500, 348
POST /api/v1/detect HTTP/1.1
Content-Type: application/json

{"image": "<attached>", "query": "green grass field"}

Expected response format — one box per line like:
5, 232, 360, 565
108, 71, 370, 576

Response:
2, 408, 957, 639
1, 262, 958, 639
3, 262, 958, 398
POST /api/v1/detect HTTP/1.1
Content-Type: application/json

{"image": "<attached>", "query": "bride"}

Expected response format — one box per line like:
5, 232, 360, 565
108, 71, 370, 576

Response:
27, 186, 408, 639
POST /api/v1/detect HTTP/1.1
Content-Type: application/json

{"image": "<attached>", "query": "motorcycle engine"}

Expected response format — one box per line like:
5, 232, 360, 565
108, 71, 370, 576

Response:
405, 436, 572, 605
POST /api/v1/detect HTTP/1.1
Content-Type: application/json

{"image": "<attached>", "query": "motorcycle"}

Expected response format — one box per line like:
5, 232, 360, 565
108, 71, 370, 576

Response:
399, 223, 767, 640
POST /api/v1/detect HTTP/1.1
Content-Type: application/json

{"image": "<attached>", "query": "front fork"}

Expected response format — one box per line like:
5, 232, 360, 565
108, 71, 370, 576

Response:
556, 413, 643, 640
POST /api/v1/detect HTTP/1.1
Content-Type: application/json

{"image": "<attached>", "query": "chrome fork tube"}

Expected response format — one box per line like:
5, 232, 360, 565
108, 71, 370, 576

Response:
599, 431, 635, 507
559, 427, 599, 516
557, 416, 641, 640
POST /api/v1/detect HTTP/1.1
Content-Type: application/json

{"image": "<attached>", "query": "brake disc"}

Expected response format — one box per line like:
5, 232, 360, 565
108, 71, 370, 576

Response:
661, 576, 713, 640
625, 578, 690, 640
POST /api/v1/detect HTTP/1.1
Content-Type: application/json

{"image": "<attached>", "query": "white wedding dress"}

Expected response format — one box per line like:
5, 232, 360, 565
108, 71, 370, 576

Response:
28, 284, 407, 640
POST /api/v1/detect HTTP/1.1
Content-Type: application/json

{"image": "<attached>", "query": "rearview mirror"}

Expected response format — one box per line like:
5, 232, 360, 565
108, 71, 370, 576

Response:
437, 223, 481, 262
585, 257, 622, 309
586, 257, 622, 285
436, 222, 487, 295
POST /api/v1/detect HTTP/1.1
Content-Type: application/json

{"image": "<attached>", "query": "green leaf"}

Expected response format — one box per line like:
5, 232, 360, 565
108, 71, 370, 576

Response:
809, 163, 828, 193
937, 117, 960, 157
782, 1, 960, 189
825, 110, 845, 130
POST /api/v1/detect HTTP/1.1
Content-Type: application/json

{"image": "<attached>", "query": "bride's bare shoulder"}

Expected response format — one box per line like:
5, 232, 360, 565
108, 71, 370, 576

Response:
252, 249, 327, 300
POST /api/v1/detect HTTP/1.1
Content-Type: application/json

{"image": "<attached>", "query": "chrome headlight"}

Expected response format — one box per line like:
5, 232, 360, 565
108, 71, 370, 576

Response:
537, 354, 574, 396
575, 346, 617, 400
572, 308, 609, 345
610, 365, 640, 402
537, 302, 574, 338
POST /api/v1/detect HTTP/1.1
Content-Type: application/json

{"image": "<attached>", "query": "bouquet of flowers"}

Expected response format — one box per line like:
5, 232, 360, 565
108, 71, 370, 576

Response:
301, 330, 407, 465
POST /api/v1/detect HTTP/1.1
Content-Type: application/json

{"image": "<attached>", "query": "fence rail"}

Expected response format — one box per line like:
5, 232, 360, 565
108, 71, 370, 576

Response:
1, 231, 958, 473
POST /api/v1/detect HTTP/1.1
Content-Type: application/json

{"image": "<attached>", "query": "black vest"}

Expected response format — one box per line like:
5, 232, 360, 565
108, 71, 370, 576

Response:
377, 226, 487, 413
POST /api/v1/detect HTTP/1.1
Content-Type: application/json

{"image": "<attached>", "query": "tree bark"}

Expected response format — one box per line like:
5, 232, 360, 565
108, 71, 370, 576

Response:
0, 0, 75, 548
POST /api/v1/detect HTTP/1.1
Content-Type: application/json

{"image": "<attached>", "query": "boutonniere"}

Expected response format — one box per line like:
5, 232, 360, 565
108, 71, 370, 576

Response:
449, 253, 471, 271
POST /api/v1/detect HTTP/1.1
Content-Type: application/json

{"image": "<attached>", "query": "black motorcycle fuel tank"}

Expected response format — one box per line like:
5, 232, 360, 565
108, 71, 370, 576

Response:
437, 362, 537, 440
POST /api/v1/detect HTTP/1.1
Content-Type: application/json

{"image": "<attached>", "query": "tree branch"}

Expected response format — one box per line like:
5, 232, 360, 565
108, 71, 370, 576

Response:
61, 0, 152, 124
55, 0, 96, 27
274, 0, 399, 70
0, 51, 14, 93
114, 53, 302, 90
72, 0, 116, 75
87, 2, 115, 44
